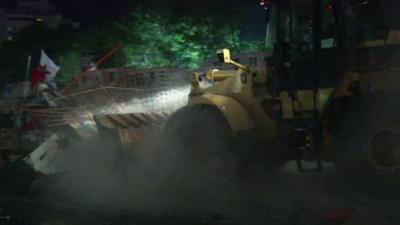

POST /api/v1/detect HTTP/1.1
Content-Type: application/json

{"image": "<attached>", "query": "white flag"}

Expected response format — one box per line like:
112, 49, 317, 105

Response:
40, 50, 60, 81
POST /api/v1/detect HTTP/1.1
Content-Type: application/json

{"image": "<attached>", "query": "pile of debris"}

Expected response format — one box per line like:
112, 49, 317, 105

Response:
0, 63, 192, 175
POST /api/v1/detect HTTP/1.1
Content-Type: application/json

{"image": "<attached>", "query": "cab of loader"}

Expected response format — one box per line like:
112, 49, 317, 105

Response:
257, 0, 400, 186
265, 0, 340, 91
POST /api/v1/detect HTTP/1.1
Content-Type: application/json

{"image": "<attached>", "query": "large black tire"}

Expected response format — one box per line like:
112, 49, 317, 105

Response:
334, 93, 400, 196
163, 104, 233, 169
156, 104, 238, 212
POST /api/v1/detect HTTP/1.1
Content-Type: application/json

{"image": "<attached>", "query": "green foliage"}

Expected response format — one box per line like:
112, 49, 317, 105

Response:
56, 52, 81, 81
0, 2, 265, 84
115, 8, 264, 69
115, 10, 206, 69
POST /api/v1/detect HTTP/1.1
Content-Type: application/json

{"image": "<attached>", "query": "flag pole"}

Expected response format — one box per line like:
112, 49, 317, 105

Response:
60, 43, 123, 95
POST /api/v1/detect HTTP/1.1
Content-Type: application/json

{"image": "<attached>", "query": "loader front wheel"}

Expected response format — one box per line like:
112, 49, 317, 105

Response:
158, 105, 237, 208
163, 104, 234, 170
334, 93, 400, 196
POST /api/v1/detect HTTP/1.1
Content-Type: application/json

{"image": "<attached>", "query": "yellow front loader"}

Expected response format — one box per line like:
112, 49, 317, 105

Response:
164, 0, 400, 195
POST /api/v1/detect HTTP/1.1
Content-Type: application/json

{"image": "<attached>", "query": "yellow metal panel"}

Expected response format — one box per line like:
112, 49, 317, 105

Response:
191, 68, 276, 138
280, 92, 294, 119
360, 30, 400, 47
206, 70, 236, 82
189, 94, 255, 135
280, 88, 334, 119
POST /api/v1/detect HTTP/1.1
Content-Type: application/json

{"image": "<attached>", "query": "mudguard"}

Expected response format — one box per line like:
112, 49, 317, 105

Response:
188, 94, 255, 135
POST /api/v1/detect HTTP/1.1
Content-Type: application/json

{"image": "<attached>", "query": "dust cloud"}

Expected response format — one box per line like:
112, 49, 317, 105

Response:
39, 125, 392, 225
49, 131, 245, 220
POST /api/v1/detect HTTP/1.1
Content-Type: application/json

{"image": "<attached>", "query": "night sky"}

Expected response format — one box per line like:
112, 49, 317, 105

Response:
0, 0, 140, 26
1, 0, 399, 36
1, 0, 261, 27
49, 0, 128, 25
54, 0, 258, 26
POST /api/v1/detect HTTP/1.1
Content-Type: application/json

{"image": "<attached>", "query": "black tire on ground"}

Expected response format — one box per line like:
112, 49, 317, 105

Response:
157, 105, 238, 211
334, 93, 400, 196
163, 104, 233, 166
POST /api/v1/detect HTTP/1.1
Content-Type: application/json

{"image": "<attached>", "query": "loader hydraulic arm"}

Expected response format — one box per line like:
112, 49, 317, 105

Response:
216, 49, 246, 70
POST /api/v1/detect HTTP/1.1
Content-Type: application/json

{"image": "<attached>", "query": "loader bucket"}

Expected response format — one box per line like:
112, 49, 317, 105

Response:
93, 112, 171, 153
